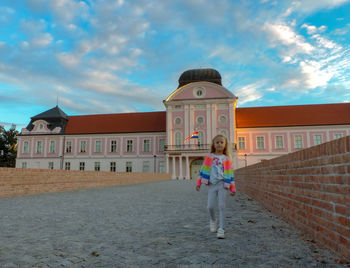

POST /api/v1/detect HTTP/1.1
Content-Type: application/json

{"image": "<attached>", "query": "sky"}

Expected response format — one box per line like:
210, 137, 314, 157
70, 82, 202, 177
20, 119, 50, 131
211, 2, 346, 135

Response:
0, 0, 350, 130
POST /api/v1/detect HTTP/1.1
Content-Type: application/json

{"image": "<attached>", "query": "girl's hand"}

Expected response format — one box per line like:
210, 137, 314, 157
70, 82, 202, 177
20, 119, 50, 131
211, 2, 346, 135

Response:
230, 191, 236, 196
196, 186, 200, 191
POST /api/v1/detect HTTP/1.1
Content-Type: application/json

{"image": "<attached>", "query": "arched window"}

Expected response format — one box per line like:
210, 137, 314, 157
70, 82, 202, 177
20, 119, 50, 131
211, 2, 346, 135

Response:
220, 129, 227, 137
175, 132, 182, 149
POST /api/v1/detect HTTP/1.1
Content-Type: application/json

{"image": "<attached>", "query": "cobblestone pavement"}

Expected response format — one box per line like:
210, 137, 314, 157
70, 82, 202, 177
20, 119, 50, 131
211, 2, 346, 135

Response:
0, 180, 349, 268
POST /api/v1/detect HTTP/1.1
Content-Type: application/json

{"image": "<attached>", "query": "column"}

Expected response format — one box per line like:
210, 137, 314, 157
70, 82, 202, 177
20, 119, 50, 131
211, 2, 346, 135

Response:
185, 156, 190, 180
179, 155, 183, 179
166, 155, 169, 173
172, 156, 176, 179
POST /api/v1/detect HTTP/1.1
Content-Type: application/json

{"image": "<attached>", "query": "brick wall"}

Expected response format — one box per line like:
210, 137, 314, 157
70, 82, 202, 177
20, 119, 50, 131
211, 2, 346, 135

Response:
0, 168, 171, 198
235, 135, 350, 259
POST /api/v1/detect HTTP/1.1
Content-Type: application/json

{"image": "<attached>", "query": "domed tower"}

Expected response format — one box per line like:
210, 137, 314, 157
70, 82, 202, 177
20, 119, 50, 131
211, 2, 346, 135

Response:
164, 68, 238, 180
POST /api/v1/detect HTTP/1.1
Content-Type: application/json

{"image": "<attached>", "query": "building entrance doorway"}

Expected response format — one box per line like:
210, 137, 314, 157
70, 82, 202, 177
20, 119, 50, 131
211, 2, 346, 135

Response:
190, 158, 203, 179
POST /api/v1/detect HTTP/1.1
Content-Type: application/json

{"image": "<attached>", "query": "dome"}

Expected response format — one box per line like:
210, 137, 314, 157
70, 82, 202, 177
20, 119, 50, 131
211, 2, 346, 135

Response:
178, 68, 222, 88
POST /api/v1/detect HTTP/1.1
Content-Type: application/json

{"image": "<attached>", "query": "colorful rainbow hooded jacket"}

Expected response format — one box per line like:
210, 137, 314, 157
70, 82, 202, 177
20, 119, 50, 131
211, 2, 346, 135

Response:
196, 153, 236, 193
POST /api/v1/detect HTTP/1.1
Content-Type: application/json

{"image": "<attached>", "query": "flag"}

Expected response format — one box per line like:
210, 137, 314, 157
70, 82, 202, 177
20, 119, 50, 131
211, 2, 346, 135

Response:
184, 131, 199, 142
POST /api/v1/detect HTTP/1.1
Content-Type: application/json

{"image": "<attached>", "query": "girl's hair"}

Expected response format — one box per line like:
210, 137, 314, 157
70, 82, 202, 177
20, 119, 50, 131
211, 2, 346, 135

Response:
210, 134, 231, 158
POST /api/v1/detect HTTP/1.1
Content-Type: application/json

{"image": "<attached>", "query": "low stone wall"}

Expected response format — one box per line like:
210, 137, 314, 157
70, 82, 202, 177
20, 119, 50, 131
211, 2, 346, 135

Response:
0, 168, 171, 198
235, 136, 350, 259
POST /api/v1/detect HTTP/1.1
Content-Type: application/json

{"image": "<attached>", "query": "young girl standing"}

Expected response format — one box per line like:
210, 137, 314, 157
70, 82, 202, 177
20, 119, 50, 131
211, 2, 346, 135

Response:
195, 134, 236, 239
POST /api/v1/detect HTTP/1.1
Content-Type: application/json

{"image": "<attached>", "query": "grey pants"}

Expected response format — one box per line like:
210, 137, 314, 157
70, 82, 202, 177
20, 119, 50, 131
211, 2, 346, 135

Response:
207, 180, 227, 229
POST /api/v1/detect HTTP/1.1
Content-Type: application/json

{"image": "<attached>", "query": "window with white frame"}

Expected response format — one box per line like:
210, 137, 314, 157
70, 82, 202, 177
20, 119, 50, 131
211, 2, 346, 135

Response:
49, 141, 56, 153
159, 139, 165, 152
257, 136, 265, 150
196, 116, 204, 124
36, 141, 42, 154
66, 141, 72, 153
143, 139, 150, 152
110, 162, 116, 172
65, 162, 71, 170
275, 136, 283, 149
95, 140, 102, 153
48, 162, 54, 169
238, 137, 245, 150
159, 161, 165, 173
313, 135, 322, 145
174, 117, 182, 125
333, 133, 343, 139
79, 162, 85, 170
80, 141, 86, 153
294, 135, 303, 149
142, 161, 150, 172
22, 162, 27, 168
111, 140, 117, 152
95, 162, 101, 171
23, 141, 29, 154
126, 161, 132, 172
219, 115, 226, 123
126, 140, 133, 152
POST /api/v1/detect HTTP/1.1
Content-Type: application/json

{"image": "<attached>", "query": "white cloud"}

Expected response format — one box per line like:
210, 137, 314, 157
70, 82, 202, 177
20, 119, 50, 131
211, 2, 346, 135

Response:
292, 0, 350, 13
233, 83, 264, 104
31, 33, 53, 47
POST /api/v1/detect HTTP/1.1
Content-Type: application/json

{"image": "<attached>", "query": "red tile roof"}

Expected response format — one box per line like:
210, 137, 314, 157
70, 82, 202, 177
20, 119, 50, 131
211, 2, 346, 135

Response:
236, 103, 350, 128
65, 111, 166, 134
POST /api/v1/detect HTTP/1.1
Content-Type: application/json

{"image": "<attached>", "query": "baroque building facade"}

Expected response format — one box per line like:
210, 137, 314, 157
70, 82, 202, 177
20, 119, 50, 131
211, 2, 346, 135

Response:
16, 69, 350, 179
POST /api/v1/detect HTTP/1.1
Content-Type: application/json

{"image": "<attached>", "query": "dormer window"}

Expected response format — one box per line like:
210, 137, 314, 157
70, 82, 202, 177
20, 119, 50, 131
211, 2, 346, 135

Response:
39, 124, 43, 130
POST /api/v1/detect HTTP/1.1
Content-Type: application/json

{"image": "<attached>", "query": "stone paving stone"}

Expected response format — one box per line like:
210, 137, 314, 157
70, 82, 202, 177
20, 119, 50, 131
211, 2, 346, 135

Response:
0, 180, 349, 267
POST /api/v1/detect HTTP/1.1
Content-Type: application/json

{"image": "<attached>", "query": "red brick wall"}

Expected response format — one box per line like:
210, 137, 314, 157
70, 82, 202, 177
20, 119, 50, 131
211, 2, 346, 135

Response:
0, 168, 171, 198
235, 136, 350, 259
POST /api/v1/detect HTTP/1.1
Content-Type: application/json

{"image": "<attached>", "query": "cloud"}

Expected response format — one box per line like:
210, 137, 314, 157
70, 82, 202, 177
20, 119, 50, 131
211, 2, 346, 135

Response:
292, 0, 350, 13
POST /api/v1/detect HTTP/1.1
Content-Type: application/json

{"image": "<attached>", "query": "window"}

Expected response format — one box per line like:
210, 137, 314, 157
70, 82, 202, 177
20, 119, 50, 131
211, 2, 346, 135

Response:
95, 162, 101, 171
257, 136, 265, 150
175, 105, 181, 109
219, 115, 226, 123
238, 137, 245, 150
48, 162, 54, 170
275, 136, 283, 149
196, 104, 205, 109
126, 140, 133, 152
159, 139, 165, 152
66, 141, 72, 153
142, 161, 150, 172
196, 116, 204, 124
23, 141, 29, 154
80, 141, 86, 153
333, 133, 343, 139
36, 141, 42, 154
126, 161, 132, 172
198, 131, 204, 147
65, 162, 71, 170
294, 135, 303, 149
143, 139, 150, 152
175, 132, 182, 148
111, 140, 117, 152
218, 103, 227, 108
159, 161, 165, 173
220, 130, 227, 137
49, 141, 56, 153
314, 135, 322, 145
110, 162, 116, 172
174, 117, 182, 125
95, 140, 101, 153
22, 162, 27, 168
39, 124, 43, 129
79, 162, 85, 170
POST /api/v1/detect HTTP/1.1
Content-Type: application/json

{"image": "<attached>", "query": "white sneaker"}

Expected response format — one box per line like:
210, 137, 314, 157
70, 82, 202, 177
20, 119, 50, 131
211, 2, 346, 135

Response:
209, 220, 217, 233
217, 228, 225, 239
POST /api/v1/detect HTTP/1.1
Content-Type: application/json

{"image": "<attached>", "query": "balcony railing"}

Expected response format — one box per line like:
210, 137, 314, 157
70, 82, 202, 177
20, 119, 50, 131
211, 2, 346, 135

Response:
164, 143, 237, 152
164, 144, 211, 151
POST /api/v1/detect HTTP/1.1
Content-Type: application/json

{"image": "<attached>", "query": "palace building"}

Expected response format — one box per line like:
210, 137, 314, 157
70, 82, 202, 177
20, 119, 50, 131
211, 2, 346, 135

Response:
16, 69, 350, 179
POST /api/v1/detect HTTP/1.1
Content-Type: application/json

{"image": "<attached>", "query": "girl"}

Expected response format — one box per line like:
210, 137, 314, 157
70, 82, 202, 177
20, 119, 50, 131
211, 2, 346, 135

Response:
195, 134, 236, 239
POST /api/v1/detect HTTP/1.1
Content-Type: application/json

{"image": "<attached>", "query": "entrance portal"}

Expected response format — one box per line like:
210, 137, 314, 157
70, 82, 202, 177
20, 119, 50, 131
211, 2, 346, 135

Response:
190, 158, 204, 180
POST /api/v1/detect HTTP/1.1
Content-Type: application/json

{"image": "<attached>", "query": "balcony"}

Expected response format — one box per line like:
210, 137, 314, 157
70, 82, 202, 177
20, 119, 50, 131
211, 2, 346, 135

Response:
164, 144, 211, 152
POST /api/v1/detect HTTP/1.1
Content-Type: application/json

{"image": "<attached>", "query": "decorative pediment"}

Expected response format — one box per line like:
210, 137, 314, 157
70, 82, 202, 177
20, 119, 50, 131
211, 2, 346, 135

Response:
165, 81, 236, 102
